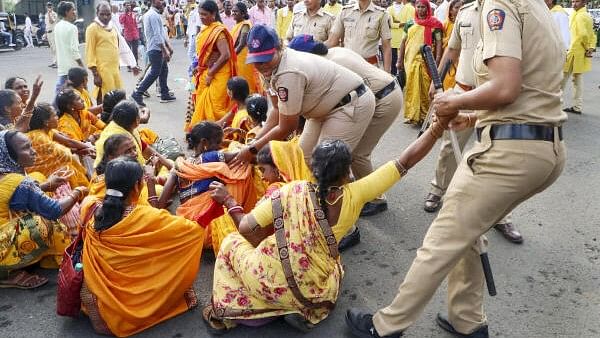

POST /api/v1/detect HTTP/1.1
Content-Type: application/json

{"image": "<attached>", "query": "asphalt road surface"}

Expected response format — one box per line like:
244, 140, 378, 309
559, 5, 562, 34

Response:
0, 41, 598, 338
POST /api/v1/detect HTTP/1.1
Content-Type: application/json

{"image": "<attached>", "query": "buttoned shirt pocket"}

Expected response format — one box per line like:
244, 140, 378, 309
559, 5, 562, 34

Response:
460, 25, 474, 49
343, 18, 356, 39
365, 18, 380, 40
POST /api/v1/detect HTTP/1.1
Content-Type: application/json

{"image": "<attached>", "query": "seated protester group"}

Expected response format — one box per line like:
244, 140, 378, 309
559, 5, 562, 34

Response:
159, 122, 258, 254
0, 130, 86, 289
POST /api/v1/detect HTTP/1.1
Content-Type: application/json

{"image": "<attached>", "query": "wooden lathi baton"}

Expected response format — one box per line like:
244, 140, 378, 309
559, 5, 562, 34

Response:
420, 45, 497, 297
418, 58, 452, 138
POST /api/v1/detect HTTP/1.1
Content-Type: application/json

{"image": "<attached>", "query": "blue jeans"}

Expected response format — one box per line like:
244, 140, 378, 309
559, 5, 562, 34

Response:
0, 31, 12, 45
136, 49, 169, 97
55, 75, 67, 96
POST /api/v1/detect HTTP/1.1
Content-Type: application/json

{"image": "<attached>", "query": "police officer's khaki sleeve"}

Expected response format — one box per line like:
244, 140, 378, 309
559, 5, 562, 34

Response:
448, 14, 461, 50
379, 11, 392, 40
286, 15, 296, 40
481, 0, 522, 62
274, 72, 306, 116
331, 10, 345, 38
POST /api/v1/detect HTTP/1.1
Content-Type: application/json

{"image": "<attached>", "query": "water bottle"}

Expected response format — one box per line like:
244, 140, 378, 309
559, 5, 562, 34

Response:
75, 262, 83, 272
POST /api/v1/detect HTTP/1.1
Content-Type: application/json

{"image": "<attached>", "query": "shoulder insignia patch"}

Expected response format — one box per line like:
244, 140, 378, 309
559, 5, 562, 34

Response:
487, 9, 505, 31
277, 87, 289, 102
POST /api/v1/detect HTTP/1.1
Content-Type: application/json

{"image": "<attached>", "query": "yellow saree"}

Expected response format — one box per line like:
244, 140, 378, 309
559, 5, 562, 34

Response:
0, 173, 70, 272
26, 130, 89, 188
231, 20, 263, 94
442, 20, 457, 90
82, 205, 204, 337
185, 22, 237, 131
212, 181, 343, 324
74, 88, 93, 110
403, 22, 432, 124
58, 110, 105, 142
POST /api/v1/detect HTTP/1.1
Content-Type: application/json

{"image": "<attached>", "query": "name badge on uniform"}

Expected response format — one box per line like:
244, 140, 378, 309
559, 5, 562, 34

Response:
487, 9, 505, 31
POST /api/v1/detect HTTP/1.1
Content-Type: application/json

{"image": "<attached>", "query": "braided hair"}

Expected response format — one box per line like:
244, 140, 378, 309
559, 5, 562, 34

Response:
310, 140, 352, 218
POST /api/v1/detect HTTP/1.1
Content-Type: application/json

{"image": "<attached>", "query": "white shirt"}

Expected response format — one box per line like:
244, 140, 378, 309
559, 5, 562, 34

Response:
187, 10, 201, 39
293, 2, 306, 14
111, 13, 123, 33
434, 0, 449, 22
552, 10, 571, 50
25, 17, 32, 32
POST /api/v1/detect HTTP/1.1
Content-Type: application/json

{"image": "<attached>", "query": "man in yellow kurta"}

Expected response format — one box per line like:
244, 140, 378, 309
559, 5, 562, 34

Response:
562, 0, 596, 114
387, 0, 415, 76
276, 0, 295, 38
323, 0, 343, 16
86, 2, 122, 102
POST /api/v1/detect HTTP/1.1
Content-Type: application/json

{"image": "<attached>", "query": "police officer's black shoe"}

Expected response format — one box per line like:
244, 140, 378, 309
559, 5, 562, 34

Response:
338, 228, 361, 252
424, 193, 442, 213
436, 313, 489, 338
345, 309, 402, 338
360, 200, 388, 217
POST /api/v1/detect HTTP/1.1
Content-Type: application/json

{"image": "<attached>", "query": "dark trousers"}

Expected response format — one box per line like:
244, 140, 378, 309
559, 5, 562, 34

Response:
136, 49, 169, 97
126, 38, 139, 64
391, 48, 399, 76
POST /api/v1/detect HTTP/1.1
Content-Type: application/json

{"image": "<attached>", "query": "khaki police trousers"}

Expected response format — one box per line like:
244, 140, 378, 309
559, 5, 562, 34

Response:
47, 31, 56, 62
430, 128, 513, 224
561, 72, 583, 111
299, 89, 376, 163
351, 86, 403, 180
373, 125, 566, 335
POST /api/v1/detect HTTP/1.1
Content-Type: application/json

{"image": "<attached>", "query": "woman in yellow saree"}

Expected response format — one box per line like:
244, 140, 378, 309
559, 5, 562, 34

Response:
67, 67, 103, 115
159, 122, 257, 255
81, 157, 204, 337
441, 0, 462, 91
231, 2, 263, 95
185, 0, 237, 131
56, 89, 105, 142
26, 103, 93, 188
202, 119, 446, 334
398, 0, 443, 125
0, 130, 86, 289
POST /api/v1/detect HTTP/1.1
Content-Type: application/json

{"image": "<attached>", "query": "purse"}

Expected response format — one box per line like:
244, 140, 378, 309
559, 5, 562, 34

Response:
56, 204, 97, 317
152, 137, 185, 161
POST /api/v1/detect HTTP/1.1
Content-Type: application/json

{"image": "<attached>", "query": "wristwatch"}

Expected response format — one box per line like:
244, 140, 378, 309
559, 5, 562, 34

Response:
248, 144, 258, 155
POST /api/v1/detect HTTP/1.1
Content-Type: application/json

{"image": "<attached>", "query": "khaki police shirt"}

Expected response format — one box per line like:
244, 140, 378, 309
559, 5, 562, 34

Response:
331, 2, 392, 58
448, 1, 480, 87
286, 8, 335, 42
270, 48, 363, 119
473, 0, 567, 126
325, 47, 394, 94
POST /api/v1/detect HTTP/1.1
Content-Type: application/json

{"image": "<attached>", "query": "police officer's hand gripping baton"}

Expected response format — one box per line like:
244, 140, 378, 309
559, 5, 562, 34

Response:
420, 45, 497, 297
418, 58, 452, 138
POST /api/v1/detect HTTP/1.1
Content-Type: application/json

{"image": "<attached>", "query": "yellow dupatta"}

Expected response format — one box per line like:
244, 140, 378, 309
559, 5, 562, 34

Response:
231, 20, 263, 94
94, 121, 145, 167
74, 88, 93, 110
186, 22, 237, 131
58, 110, 105, 142
82, 205, 204, 337
270, 140, 314, 183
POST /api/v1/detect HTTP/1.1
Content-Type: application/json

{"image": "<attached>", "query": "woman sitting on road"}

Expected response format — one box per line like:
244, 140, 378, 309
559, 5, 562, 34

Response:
202, 117, 449, 334
81, 157, 204, 337
0, 130, 86, 289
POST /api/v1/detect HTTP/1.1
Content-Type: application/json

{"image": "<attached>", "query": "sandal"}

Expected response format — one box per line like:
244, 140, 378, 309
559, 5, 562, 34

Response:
202, 304, 228, 335
0, 270, 48, 289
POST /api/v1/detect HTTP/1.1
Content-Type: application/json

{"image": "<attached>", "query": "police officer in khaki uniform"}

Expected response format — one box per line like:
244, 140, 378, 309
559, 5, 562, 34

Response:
288, 35, 403, 246
346, 0, 567, 335
424, 1, 523, 244
325, 0, 393, 72
232, 25, 376, 173
286, 0, 335, 42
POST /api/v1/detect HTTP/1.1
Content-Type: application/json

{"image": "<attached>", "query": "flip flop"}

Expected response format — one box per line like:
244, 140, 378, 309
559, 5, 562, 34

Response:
0, 270, 48, 289
202, 304, 228, 335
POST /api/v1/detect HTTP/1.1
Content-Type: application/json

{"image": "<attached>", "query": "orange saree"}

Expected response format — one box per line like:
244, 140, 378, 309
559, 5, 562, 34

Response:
185, 22, 237, 131
231, 20, 263, 94
174, 157, 257, 255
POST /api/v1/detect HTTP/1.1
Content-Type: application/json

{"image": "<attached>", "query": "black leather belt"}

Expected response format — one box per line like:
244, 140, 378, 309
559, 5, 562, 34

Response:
374, 79, 397, 100
47, 30, 53, 33
476, 124, 563, 142
334, 84, 367, 109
